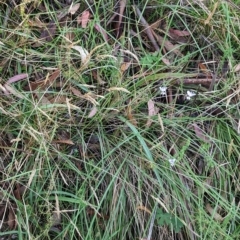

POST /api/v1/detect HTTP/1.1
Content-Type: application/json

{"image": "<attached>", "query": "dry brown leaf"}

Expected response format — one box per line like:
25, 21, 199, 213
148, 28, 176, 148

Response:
192, 123, 211, 143
146, 99, 159, 127
136, 205, 152, 214
198, 62, 208, 72
94, 23, 109, 42
148, 99, 158, 116
49, 95, 67, 104
65, 32, 75, 43
71, 45, 90, 66
116, 0, 126, 38
120, 62, 131, 73
7, 73, 28, 84
77, 10, 91, 28
126, 100, 138, 126
4, 85, 24, 98
34, 92, 51, 105
88, 106, 98, 118
92, 70, 106, 85
152, 31, 182, 56
161, 57, 171, 66
206, 203, 224, 221
0, 205, 5, 219
28, 16, 46, 27
52, 139, 74, 145
13, 184, 26, 201
0, 83, 9, 94
169, 28, 190, 37
28, 69, 60, 91
39, 21, 56, 42
7, 206, 16, 230
70, 86, 83, 96
233, 63, 240, 73
71, 87, 101, 105
51, 211, 61, 227
68, 3, 80, 15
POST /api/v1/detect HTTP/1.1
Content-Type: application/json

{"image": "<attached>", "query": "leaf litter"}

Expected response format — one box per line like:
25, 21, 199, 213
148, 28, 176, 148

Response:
0, 1, 239, 239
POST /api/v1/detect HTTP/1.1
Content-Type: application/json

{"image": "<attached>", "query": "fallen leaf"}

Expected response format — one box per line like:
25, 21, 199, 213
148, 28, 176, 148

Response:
126, 100, 138, 126
116, 0, 126, 38
146, 99, 159, 127
136, 205, 152, 214
13, 184, 26, 201
192, 123, 211, 143
206, 203, 224, 221
71, 87, 102, 105
6, 73, 28, 84
0, 205, 5, 219
68, 3, 80, 15
148, 99, 158, 116
49, 95, 67, 104
233, 63, 240, 73
92, 70, 106, 85
28, 16, 46, 27
198, 63, 212, 77
152, 31, 182, 56
119, 49, 140, 63
71, 45, 90, 66
52, 139, 74, 145
120, 62, 131, 73
39, 21, 57, 42
94, 23, 109, 42
88, 106, 98, 118
70, 86, 83, 97
161, 57, 171, 66
65, 32, 75, 43
4, 85, 24, 98
7, 206, 16, 230
169, 28, 190, 37
28, 69, 60, 91
51, 211, 61, 227
77, 10, 91, 28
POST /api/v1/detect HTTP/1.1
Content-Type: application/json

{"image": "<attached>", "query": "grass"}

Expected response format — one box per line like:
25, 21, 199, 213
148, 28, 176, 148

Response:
0, 0, 240, 239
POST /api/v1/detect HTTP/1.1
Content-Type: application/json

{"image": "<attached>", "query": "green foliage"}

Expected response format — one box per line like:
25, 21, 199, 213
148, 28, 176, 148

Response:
0, 0, 239, 239
140, 52, 162, 69
156, 208, 184, 233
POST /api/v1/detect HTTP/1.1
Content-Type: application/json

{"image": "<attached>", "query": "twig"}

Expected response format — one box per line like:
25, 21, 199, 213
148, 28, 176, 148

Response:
174, 78, 220, 85
133, 5, 160, 51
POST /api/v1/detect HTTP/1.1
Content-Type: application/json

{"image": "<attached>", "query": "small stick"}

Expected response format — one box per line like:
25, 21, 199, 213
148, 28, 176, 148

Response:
133, 5, 160, 51
174, 78, 220, 85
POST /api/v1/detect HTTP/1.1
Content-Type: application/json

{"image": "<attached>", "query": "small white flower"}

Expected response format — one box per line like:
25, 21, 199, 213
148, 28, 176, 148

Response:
168, 158, 176, 167
159, 86, 167, 96
186, 90, 196, 100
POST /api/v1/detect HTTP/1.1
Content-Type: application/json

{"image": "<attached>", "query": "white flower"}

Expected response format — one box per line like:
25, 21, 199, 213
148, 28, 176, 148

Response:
159, 86, 167, 96
186, 90, 196, 100
168, 158, 176, 167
